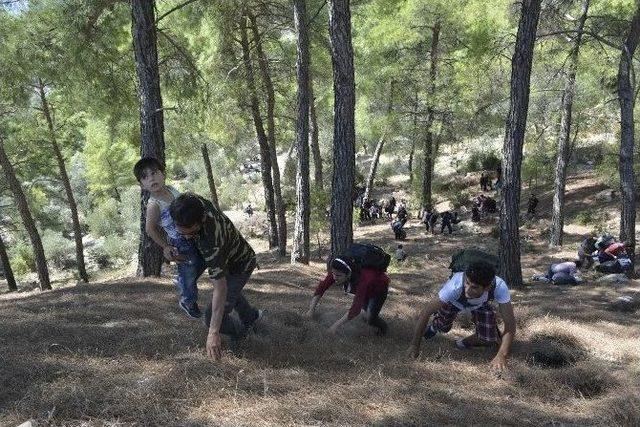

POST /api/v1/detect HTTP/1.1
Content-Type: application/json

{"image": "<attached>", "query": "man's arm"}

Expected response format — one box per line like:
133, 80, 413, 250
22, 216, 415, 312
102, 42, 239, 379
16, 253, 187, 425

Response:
328, 312, 350, 335
307, 295, 321, 317
206, 277, 228, 360
409, 297, 443, 358
144, 203, 177, 261
490, 302, 516, 371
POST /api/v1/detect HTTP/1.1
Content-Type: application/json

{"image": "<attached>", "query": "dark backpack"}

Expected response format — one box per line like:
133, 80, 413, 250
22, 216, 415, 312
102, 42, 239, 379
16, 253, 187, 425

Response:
449, 248, 499, 274
343, 243, 391, 272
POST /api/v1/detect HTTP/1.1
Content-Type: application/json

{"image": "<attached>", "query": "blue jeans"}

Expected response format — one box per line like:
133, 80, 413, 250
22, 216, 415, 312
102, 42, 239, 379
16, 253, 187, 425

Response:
170, 237, 204, 307
203, 258, 260, 339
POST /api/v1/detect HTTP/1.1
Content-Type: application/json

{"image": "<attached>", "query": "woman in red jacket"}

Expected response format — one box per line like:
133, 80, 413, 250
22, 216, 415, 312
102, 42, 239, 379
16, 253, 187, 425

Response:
306, 256, 390, 335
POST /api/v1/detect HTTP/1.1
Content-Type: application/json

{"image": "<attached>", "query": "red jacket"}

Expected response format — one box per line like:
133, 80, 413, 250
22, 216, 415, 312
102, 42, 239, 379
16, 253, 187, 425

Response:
314, 267, 390, 319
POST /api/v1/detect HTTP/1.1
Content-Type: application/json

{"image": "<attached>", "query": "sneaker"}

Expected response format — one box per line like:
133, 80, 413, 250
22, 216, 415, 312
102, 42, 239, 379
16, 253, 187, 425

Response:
179, 301, 202, 319
423, 324, 438, 340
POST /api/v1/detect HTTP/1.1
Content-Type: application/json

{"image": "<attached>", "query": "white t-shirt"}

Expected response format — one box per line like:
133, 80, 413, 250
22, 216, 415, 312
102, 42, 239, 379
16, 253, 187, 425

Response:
438, 272, 511, 312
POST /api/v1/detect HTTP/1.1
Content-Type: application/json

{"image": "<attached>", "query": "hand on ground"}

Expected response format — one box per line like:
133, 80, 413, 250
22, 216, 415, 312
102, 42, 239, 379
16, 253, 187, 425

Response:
206, 332, 223, 361
489, 354, 508, 372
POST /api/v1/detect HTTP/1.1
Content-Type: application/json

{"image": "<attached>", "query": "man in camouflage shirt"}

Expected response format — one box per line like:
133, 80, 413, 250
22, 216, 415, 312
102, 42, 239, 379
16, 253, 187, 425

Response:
170, 193, 262, 360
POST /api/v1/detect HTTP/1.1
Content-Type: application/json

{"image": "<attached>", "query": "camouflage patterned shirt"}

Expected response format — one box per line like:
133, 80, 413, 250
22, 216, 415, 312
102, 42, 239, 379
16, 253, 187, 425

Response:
194, 197, 256, 280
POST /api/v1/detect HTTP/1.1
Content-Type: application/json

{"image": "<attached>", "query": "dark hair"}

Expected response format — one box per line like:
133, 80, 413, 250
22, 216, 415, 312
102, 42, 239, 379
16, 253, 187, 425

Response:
574, 259, 583, 269
133, 157, 164, 182
169, 193, 206, 227
465, 260, 496, 287
330, 256, 360, 285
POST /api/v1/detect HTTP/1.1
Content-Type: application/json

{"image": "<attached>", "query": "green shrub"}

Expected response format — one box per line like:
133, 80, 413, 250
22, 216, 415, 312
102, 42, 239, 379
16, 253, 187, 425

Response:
86, 198, 124, 237
41, 230, 75, 270
465, 149, 501, 172
9, 242, 36, 275
217, 173, 250, 211
90, 233, 137, 268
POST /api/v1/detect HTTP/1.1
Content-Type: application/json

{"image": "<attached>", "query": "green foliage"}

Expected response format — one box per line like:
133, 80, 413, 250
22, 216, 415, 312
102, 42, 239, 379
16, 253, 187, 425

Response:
41, 230, 75, 270
86, 198, 124, 237
574, 211, 611, 235
89, 233, 137, 268
464, 149, 501, 172
595, 143, 621, 190
217, 173, 250, 211
8, 242, 36, 276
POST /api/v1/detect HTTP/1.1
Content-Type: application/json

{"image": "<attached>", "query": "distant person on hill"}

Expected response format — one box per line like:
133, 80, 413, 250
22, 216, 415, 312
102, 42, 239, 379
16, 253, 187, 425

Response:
385, 196, 396, 219
307, 253, 390, 336
471, 205, 481, 222
577, 236, 597, 269
598, 241, 630, 263
494, 166, 502, 192
422, 207, 433, 232
440, 211, 454, 234
480, 173, 490, 191
244, 203, 254, 217
134, 157, 202, 320
409, 260, 516, 371
395, 244, 407, 262
170, 193, 264, 360
428, 210, 439, 234
526, 194, 539, 217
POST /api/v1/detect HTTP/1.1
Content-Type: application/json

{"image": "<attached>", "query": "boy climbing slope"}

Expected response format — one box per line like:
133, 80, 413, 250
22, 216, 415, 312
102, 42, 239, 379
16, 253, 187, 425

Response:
409, 260, 516, 371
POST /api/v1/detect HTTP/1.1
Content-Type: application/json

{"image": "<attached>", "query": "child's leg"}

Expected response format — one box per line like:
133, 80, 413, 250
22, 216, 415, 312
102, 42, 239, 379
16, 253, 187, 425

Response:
174, 238, 205, 307
464, 304, 500, 347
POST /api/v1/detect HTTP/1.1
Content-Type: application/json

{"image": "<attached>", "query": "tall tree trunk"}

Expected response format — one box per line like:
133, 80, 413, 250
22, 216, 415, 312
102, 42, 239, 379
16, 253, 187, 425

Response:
0, 231, 17, 292
421, 22, 440, 209
309, 77, 323, 189
617, 4, 640, 273
363, 80, 395, 203
239, 12, 279, 248
408, 91, 419, 184
248, 10, 287, 256
37, 79, 89, 283
131, 0, 165, 277
328, 0, 356, 259
549, 0, 589, 247
200, 143, 219, 208
292, 0, 311, 265
499, 0, 542, 288
0, 137, 50, 290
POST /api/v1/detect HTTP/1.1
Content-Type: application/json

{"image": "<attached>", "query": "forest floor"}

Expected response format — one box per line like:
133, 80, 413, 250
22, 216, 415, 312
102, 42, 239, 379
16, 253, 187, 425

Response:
1, 172, 639, 426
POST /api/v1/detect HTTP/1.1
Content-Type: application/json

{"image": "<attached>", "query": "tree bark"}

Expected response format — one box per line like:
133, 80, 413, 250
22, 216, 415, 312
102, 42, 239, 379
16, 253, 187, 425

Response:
363, 80, 394, 203
37, 79, 89, 283
200, 143, 219, 208
309, 77, 323, 189
421, 22, 440, 209
292, 0, 311, 265
248, 10, 287, 256
617, 4, 640, 273
328, 0, 356, 259
408, 92, 419, 184
131, 0, 165, 277
0, 137, 50, 290
239, 12, 279, 248
549, 0, 589, 247
0, 231, 17, 292
499, 0, 542, 288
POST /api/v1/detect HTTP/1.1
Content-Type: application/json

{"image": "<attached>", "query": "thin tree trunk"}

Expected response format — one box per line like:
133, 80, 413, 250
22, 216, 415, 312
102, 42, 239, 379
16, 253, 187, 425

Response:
37, 79, 89, 283
248, 10, 287, 256
421, 22, 440, 209
131, 0, 165, 277
0, 231, 17, 292
408, 91, 419, 183
200, 143, 219, 208
550, 0, 589, 247
292, 0, 311, 265
617, 4, 640, 273
0, 137, 50, 290
309, 77, 323, 189
363, 80, 395, 203
239, 12, 278, 248
328, 0, 356, 259
499, 0, 542, 288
